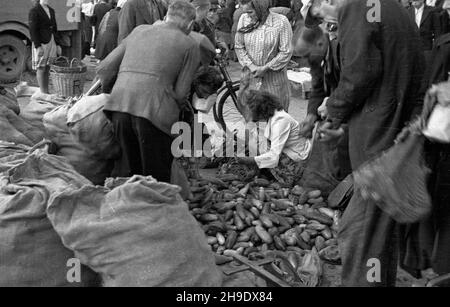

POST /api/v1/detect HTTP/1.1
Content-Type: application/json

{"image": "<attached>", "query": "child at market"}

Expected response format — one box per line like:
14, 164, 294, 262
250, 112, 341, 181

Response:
236, 90, 311, 187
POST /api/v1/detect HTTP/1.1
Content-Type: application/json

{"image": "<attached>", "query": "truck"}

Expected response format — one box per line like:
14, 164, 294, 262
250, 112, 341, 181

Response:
0, 0, 83, 83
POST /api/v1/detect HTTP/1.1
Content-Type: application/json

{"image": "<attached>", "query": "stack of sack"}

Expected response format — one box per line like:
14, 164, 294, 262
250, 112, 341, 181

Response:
0, 86, 46, 146
20, 90, 68, 132
0, 143, 223, 287
0, 143, 99, 287
1, 87, 224, 287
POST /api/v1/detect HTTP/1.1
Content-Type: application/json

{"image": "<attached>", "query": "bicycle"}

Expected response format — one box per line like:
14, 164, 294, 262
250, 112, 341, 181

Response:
213, 49, 241, 132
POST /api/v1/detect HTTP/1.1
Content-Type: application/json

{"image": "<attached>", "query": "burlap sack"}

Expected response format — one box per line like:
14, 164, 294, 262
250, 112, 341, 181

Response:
66, 94, 120, 160
47, 175, 223, 287
43, 105, 113, 185
0, 150, 98, 287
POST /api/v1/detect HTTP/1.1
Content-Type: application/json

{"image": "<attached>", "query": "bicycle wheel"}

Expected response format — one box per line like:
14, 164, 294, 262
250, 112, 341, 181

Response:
214, 83, 240, 131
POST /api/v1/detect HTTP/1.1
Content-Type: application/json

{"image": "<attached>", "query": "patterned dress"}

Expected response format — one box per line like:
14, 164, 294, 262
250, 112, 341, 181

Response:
235, 12, 293, 110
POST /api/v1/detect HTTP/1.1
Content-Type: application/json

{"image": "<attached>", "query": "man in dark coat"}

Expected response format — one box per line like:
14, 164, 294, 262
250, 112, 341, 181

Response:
409, 0, 443, 54
117, 0, 167, 43
97, 1, 200, 182
305, 0, 425, 286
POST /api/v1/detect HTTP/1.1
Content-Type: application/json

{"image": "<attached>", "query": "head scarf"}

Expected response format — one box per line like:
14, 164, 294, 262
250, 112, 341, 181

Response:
238, 0, 271, 33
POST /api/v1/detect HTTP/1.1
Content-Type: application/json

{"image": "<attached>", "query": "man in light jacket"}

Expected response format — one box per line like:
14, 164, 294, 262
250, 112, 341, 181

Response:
97, 1, 200, 182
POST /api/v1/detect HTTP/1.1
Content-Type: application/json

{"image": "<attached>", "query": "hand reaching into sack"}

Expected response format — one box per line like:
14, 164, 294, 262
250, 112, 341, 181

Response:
317, 121, 345, 143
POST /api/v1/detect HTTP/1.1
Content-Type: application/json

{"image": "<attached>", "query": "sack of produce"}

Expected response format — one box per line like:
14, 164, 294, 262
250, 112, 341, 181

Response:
0, 105, 35, 146
20, 90, 67, 132
66, 94, 120, 160
0, 85, 20, 114
354, 120, 432, 224
0, 149, 98, 287
299, 123, 351, 197
0, 141, 30, 160
0, 102, 47, 145
47, 175, 223, 287
43, 105, 114, 185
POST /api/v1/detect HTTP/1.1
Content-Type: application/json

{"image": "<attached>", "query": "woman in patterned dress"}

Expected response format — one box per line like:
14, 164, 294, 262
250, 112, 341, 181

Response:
235, 0, 293, 110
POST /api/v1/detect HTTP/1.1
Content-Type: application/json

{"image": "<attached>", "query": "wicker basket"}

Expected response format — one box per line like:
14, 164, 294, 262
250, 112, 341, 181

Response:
50, 57, 87, 98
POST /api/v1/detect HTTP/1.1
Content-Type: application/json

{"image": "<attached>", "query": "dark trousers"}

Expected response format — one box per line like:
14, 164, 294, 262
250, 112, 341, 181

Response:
338, 192, 399, 287
111, 112, 173, 183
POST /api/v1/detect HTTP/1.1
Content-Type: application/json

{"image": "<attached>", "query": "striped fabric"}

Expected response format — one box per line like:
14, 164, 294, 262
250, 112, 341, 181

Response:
235, 12, 293, 110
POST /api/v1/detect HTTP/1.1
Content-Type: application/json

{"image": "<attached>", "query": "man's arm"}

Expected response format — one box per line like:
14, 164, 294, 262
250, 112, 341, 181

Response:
174, 44, 201, 108
431, 8, 443, 38
96, 41, 127, 93
308, 57, 327, 117
51, 8, 58, 33
326, 2, 383, 127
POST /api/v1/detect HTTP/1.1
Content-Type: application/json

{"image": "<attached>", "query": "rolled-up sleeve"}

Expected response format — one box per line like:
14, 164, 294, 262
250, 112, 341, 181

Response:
254, 117, 291, 169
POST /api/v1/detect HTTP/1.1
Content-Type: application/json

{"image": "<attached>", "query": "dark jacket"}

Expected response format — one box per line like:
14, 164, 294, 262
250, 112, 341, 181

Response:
327, 0, 426, 169
98, 23, 200, 136
408, 5, 443, 50
427, 33, 450, 86
92, 1, 113, 35
274, 0, 291, 8
440, 10, 450, 34
193, 19, 216, 46
95, 8, 121, 60
28, 4, 57, 48
117, 0, 167, 44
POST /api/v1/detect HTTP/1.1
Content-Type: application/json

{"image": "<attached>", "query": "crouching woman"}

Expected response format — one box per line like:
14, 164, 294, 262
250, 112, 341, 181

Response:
237, 90, 311, 187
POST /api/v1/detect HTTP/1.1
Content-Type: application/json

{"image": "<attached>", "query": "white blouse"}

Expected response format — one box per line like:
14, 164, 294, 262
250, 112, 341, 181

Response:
254, 110, 311, 169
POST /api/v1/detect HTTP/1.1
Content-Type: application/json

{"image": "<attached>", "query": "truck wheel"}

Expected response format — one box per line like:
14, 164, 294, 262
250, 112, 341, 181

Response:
0, 35, 27, 83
